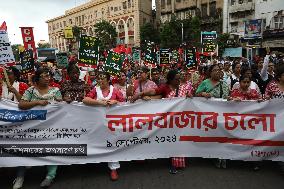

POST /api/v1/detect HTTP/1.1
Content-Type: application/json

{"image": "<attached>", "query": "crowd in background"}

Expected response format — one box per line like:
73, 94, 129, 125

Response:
1, 49, 284, 189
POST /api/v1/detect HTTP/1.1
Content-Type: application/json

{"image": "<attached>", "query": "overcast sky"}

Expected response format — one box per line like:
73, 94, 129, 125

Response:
0, 0, 89, 45
0, 0, 155, 46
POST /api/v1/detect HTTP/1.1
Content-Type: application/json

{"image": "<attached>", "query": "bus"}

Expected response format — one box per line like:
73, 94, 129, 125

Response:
37, 48, 58, 62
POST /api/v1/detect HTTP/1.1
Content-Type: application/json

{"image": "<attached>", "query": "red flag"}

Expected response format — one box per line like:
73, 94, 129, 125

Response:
126, 47, 132, 55
20, 27, 37, 59
0, 21, 7, 31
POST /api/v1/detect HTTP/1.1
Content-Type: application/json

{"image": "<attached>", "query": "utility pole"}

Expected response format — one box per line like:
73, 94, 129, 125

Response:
181, 22, 184, 43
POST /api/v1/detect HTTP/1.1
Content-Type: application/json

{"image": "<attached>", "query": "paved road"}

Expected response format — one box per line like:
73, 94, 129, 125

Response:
1, 158, 284, 189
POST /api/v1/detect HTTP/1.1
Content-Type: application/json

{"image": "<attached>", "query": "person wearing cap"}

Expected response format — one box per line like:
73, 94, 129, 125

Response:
1, 67, 28, 102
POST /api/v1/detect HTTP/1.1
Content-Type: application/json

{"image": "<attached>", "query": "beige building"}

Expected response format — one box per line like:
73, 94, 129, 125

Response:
46, 0, 153, 51
156, 0, 223, 33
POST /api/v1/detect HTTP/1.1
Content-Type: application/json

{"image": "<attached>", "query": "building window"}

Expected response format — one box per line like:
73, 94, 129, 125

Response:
63, 21, 66, 27
79, 16, 82, 26
128, 0, 131, 8
231, 0, 236, 5
201, 3, 208, 17
238, 0, 243, 4
248, 0, 252, 2
176, 0, 181, 2
114, 7, 118, 12
274, 16, 283, 29
231, 22, 238, 32
161, 0, 165, 8
123, 2, 127, 9
69, 19, 72, 25
167, 0, 171, 5
209, 1, 216, 16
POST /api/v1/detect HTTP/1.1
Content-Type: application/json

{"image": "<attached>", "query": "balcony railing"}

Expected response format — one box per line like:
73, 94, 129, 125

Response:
229, 2, 254, 13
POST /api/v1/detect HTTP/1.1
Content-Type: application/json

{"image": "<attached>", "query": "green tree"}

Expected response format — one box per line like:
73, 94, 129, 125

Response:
37, 42, 51, 48
140, 22, 160, 44
217, 33, 230, 56
160, 16, 182, 48
94, 20, 117, 50
188, 17, 201, 48
72, 26, 82, 42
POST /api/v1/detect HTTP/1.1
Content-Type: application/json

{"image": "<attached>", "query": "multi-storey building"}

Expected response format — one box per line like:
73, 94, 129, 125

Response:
223, 0, 284, 53
46, 0, 153, 51
156, 0, 224, 33
223, 0, 255, 36
255, 0, 284, 50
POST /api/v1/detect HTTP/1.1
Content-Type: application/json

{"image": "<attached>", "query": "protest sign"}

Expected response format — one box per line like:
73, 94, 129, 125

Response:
105, 51, 124, 75
185, 48, 197, 69
56, 52, 68, 68
159, 49, 170, 66
201, 31, 217, 55
171, 50, 179, 62
0, 31, 15, 64
64, 26, 74, 39
144, 41, 156, 67
78, 35, 99, 65
20, 49, 34, 74
132, 48, 140, 62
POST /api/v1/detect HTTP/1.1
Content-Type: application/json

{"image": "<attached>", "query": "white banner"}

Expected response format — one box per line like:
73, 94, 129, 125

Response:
0, 31, 15, 64
0, 98, 283, 167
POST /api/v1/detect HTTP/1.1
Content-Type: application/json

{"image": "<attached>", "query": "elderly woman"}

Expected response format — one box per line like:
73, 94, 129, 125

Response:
1, 67, 28, 102
13, 68, 62, 189
196, 64, 229, 99
83, 71, 124, 181
195, 64, 230, 168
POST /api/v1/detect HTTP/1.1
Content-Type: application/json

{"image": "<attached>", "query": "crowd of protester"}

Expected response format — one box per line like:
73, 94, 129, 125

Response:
1, 50, 284, 189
